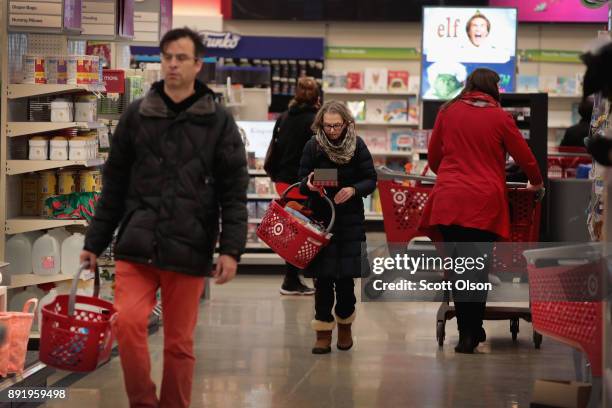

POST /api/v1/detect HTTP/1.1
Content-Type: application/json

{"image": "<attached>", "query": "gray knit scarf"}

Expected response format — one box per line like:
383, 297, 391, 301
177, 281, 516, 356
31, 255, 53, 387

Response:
315, 123, 357, 165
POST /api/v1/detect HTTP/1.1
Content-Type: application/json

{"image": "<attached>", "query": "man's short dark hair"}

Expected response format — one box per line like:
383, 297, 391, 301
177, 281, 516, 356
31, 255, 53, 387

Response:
160, 27, 206, 59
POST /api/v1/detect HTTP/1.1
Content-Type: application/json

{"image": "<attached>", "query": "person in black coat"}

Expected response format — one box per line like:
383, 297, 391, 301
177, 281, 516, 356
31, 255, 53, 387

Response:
298, 100, 377, 354
267, 77, 320, 295
560, 97, 593, 148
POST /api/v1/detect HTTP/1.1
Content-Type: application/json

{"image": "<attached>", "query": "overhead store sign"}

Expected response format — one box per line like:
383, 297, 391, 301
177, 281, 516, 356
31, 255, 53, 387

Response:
133, 0, 172, 43
519, 49, 582, 64
82, 0, 116, 36
131, 35, 325, 61
8, 0, 81, 31
326, 46, 420, 60
200, 31, 241, 50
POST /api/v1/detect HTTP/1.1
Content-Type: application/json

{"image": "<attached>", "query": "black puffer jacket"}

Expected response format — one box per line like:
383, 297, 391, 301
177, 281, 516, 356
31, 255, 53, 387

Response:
298, 136, 377, 279
271, 104, 317, 183
84, 83, 248, 276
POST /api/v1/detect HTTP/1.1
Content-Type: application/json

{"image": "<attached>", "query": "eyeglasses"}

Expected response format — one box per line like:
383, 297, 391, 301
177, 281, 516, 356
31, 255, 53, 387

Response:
323, 123, 345, 131
161, 53, 197, 63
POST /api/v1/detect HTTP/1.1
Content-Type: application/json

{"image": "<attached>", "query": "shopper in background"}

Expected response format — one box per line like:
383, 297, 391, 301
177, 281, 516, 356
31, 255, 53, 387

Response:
419, 68, 543, 354
81, 27, 248, 407
266, 77, 321, 295
299, 100, 377, 354
560, 96, 593, 148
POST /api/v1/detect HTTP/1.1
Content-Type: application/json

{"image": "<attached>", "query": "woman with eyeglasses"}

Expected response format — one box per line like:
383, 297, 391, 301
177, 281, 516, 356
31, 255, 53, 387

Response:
419, 68, 544, 353
298, 100, 377, 354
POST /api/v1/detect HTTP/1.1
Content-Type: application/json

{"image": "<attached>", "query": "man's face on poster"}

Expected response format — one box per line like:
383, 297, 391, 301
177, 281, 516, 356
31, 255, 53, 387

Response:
468, 17, 489, 47
434, 74, 461, 99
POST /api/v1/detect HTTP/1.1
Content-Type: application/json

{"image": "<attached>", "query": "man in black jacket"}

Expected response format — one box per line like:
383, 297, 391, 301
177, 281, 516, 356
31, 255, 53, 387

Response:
81, 28, 248, 408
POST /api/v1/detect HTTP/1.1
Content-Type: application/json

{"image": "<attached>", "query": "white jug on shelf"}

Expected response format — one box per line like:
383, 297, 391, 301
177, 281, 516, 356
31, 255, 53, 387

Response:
61, 232, 85, 276
6, 233, 33, 275
49, 227, 70, 247
32, 232, 61, 276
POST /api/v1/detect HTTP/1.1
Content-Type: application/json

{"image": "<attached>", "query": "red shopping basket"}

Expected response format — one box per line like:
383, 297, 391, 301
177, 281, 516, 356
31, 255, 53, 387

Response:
377, 170, 435, 243
0, 298, 38, 376
257, 182, 335, 269
524, 245, 603, 377
40, 265, 117, 372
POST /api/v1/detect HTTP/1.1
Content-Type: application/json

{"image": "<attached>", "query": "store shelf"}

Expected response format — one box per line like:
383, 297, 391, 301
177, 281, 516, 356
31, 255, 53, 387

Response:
248, 194, 278, 200
7, 121, 105, 137
324, 89, 416, 97
7, 273, 74, 289
249, 218, 263, 223
7, 84, 106, 100
549, 95, 582, 99
249, 169, 267, 176
356, 121, 419, 127
365, 213, 384, 221
5, 217, 88, 235
6, 158, 104, 175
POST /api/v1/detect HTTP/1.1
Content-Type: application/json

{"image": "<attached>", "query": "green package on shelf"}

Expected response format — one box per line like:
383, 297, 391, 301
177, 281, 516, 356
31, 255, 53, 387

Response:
44, 192, 101, 222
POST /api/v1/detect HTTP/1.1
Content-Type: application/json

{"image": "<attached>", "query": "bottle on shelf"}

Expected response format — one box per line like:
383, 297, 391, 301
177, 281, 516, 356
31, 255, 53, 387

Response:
32, 232, 61, 276
61, 232, 85, 276
6, 233, 33, 275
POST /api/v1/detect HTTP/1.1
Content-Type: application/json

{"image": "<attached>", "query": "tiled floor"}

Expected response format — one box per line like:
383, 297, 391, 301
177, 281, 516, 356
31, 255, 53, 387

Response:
46, 275, 576, 408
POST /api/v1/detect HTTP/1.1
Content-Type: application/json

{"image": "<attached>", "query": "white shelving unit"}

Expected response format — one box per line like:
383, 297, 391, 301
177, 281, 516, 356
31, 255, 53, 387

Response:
7, 121, 106, 137
356, 121, 418, 127
6, 84, 106, 100
324, 88, 416, 97
7, 273, 74, 289
248, 194, 278, 200
6, 158, 105, 175
5, 217, 88, 235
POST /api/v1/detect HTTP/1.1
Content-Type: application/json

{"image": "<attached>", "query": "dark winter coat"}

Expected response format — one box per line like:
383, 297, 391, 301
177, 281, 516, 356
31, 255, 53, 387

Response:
298, 136, 377, 279
84, 82, 249, 276
269, 104, 318, 183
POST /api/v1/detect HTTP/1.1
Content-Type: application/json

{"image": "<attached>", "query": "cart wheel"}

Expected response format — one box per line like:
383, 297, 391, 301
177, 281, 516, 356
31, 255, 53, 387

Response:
510, 318, 519, 342
533, 331, 543, 349
436, 320, 445, 347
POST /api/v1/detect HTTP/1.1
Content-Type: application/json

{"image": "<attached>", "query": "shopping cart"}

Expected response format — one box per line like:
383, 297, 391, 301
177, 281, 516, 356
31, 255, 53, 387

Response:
257, 182, 335, 269
548, 147, 592, 179
524, 244, 604, 408
39, 264, 117, 372
375, 166, 543, 347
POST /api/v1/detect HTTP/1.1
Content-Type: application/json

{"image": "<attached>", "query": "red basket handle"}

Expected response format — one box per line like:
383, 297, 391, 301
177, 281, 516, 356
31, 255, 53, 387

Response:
281, 182, 336, 234
68, 263, 101, 317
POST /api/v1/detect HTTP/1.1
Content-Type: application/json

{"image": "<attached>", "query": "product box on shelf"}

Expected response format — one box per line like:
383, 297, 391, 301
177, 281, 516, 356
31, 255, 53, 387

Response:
362, 130, 389, 152
346, 100, 366, 121
407, 96, 419, 124
365, 100, 385, 122
388, 129, 414, 151
256, 201, 270, 219
388, 70, 409, 92
346, 72, 364, 90
364, 68, 388, 92
323, 71, 348, 90
384, 100, 408, 123
247, 202, 258, 219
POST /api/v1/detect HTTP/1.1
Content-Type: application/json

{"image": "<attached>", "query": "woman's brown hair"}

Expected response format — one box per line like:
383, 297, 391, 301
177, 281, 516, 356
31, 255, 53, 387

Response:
442, 68, 500, 110
289, 77, 321, 108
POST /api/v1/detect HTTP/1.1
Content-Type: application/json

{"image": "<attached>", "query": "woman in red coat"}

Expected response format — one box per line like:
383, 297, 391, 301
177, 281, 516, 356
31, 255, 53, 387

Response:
419, 68, 544, 353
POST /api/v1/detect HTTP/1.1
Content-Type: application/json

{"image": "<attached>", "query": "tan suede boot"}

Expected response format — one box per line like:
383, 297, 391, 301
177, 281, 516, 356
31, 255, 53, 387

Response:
336, 312, 356, 351
311, 320, 335, 354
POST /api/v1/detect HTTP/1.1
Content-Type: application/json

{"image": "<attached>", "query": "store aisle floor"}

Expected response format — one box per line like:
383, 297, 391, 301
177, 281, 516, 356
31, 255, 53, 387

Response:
45, 275, 575, 408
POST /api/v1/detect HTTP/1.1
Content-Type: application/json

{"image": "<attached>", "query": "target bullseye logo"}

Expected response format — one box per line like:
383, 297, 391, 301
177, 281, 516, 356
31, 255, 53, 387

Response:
272, 222, 284, 236
392, 190, 406, 205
